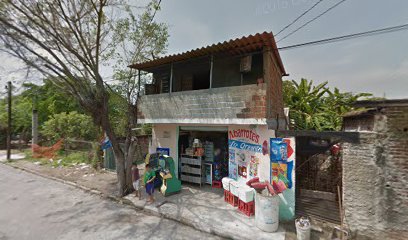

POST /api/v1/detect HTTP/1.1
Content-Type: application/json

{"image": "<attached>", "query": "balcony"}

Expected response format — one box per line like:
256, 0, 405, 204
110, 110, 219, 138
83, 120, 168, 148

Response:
137, 84, 267, 125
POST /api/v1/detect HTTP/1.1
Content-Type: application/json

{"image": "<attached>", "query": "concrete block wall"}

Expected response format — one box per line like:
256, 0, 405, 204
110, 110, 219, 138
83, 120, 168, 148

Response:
342, 133, 388, 239
137, 84, 267, 124
342, 106, 408, 239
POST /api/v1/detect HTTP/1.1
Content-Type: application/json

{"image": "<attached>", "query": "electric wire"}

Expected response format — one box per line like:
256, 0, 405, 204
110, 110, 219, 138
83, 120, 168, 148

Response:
274, 0, 325, 37
278, 23, 408, 51
277, 0, 348, 43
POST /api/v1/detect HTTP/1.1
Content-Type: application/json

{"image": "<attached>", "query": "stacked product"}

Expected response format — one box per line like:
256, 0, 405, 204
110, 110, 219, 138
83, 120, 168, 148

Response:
192, 139, 204, 157
222, 177, 238, 206
220, 175, 290, 226
203, 142, 214, 162
238, 185, 255, 216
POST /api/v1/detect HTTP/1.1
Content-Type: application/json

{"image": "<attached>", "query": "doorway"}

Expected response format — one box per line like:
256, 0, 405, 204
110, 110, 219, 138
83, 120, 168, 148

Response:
295, 136, 342, 224
178, 127, 229, 187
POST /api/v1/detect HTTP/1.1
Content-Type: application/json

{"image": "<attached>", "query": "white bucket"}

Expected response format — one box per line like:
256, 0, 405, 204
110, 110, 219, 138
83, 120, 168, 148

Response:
255, 191, 279, 232
295, 219, 311, 240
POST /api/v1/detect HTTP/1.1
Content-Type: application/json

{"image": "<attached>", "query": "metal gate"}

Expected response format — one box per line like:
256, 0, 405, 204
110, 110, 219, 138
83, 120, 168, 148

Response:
295, 136, 342, 224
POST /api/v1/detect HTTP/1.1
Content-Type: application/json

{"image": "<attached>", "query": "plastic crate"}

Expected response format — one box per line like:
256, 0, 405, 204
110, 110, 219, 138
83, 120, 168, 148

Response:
212, 180, 222, 188
224, 190, 230, 202
228, 193, 239, 207
238, 199, 255, 217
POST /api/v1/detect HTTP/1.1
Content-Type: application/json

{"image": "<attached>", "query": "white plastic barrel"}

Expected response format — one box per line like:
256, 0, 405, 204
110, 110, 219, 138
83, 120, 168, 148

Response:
255, 191, 279, 232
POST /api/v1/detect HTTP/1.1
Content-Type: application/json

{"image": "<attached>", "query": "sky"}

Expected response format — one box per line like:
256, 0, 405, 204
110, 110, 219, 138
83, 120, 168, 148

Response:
1, 0, 407, 99
153, 0, 408, 98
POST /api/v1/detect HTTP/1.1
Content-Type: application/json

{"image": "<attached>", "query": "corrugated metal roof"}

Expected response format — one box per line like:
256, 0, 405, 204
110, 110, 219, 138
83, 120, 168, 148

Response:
342, 108, 377, 117
129, 31, 286, 74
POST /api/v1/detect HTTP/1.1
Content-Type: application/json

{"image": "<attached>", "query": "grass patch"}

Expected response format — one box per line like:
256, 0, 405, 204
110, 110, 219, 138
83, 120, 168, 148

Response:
16, 148, 91, 167
51, 151, 90, 167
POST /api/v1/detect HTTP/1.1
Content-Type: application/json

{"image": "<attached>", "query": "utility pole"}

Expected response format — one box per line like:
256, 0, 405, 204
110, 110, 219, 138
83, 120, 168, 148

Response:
6, 81, 12, 160
32, 96, 38, 146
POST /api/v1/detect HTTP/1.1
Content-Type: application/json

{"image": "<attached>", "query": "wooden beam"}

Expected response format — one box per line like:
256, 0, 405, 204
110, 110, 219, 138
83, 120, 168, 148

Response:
169, 63, 173, 93
276, 130, 361, 143
209, 55, 213, 89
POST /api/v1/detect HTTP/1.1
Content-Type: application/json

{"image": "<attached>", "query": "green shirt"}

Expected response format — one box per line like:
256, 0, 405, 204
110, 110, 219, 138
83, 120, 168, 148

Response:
144, 170, 155, 184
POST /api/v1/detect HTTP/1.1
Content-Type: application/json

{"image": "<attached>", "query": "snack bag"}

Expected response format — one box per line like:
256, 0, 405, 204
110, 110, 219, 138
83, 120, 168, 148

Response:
270, 138, 288, 162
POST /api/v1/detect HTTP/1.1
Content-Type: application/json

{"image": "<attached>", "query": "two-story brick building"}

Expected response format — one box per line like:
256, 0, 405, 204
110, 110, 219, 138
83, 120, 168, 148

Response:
131, 32, 295, 220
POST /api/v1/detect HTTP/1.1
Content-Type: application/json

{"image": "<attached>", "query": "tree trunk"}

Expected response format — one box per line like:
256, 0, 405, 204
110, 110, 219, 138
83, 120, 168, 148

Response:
99, 106, 133, 196
113, 152, 127, 196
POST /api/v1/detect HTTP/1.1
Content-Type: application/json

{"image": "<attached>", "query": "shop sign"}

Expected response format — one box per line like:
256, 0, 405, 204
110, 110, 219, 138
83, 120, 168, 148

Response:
228, 129, 260, 143
228, 139, 262, 153
156, 147, 170, 156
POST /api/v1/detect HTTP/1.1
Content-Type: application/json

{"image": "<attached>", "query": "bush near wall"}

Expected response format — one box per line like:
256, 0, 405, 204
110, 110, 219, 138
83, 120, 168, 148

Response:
41, 111, 98, 142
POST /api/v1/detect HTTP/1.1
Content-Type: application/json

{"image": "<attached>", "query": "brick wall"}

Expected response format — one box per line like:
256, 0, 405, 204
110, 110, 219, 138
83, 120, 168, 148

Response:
380, 106, 408, 236
137, 84, 267, 124
263, 46, 285, 129
342, 106, 408, 239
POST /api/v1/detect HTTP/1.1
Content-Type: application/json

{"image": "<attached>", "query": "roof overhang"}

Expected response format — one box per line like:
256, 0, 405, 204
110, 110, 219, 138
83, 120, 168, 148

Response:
353, 99, 408, 108
129, 32, 286, 75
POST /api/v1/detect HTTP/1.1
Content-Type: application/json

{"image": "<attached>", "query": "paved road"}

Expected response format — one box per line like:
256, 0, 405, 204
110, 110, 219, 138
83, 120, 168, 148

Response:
0, 164, 221, 240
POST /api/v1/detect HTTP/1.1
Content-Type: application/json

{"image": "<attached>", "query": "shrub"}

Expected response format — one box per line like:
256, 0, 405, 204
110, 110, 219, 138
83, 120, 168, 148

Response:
41, 111, 97, 141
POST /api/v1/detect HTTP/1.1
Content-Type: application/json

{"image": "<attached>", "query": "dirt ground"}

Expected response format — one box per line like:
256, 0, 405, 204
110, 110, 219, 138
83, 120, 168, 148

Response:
7, 159, 120, 196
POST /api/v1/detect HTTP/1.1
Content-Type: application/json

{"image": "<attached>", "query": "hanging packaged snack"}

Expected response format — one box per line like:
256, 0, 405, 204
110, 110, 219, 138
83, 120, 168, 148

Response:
238, 164, 248, 178
270, 138, 288, 162
249, 156, 259, 178
229, 161, 238, 180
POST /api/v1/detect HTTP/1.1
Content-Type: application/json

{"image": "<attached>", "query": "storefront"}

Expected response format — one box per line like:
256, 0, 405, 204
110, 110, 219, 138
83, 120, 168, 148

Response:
133, 32, 295, 222
148, 123, 296, 221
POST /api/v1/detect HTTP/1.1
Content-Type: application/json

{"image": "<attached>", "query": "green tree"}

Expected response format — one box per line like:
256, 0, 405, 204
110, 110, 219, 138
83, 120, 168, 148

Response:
323, 87, 372, 130
0, 0, 168, 196
0, 93, 32, 141
0, 79, 84, 142
41, 111, 97, 142
283, 78, 372, 131
285, 78, 330, 130
21, 80, 83, 125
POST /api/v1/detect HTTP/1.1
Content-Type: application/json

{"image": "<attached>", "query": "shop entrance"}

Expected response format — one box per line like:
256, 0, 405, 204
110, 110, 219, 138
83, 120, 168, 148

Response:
178, 127, 229, 187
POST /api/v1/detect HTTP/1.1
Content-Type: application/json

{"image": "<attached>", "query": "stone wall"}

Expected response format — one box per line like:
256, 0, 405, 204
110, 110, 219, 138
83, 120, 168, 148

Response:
342, 106, 408, 239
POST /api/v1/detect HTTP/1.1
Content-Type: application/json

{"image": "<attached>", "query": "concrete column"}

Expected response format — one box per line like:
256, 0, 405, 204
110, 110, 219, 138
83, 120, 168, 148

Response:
32, 109, 38, 145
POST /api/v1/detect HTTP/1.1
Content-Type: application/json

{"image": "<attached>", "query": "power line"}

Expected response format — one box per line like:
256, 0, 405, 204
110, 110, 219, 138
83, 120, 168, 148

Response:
277, 0, 348, 43
274, 0, 325, 37
278, 23, 408, 51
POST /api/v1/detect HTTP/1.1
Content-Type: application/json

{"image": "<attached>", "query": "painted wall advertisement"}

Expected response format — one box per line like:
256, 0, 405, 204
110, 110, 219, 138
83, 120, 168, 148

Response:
228, 126, 273, 184
270, 138, 294, 189
228, 125, 296, 221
